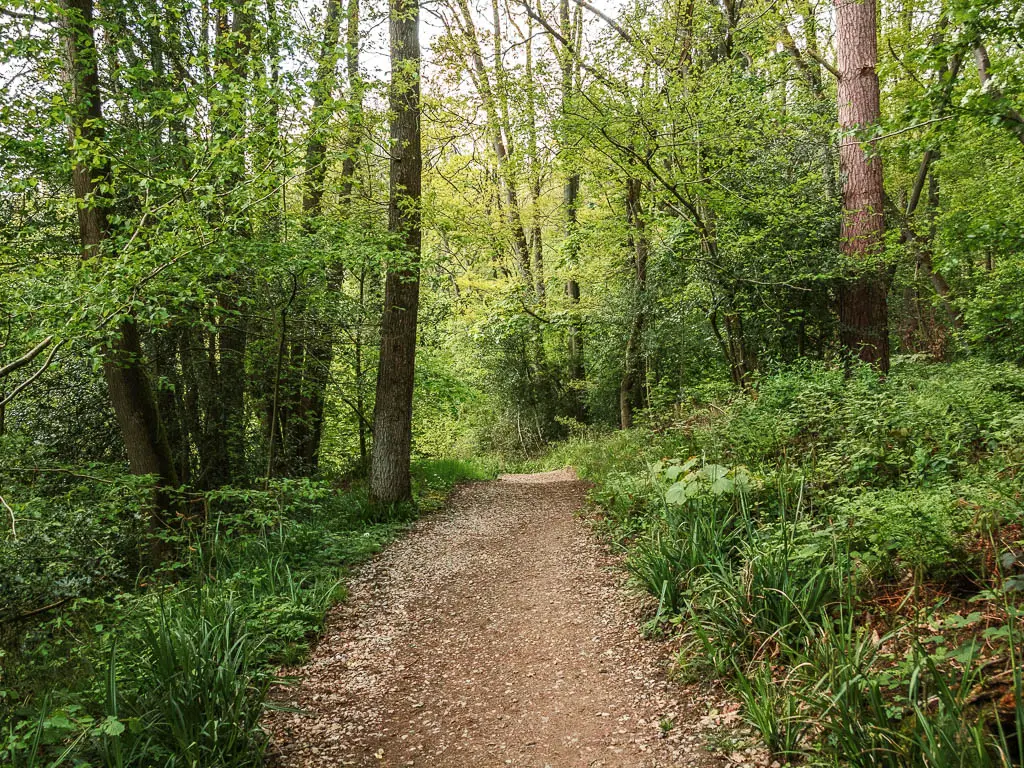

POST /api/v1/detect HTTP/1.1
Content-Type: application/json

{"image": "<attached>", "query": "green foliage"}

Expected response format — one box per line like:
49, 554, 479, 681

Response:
0, 466, 475, 767
838, 486, 977, 580
101, 592, 270, 768
690, 515, 849, 671
552, 358, 1024, 765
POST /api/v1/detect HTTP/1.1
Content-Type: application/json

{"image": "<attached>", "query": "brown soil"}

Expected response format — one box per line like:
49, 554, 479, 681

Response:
265, 469, 735, 768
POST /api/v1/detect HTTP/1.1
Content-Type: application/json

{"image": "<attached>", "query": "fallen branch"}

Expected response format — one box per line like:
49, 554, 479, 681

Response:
15, 597, 72, 621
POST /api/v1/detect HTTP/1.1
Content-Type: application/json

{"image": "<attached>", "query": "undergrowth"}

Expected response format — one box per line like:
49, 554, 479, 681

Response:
540, 358, 1024, 766
0, 456, 498, 767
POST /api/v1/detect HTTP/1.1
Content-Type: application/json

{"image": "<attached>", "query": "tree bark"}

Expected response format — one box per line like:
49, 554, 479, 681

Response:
60, 0, 180, 525
973, 43, 1024, 149
835, 0, 889, 372
369, 0, 421, 506
303, 0, 344, 223
289, 0, 348, 474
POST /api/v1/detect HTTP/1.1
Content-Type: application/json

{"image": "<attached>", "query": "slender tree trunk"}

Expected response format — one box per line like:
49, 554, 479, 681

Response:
973, 43, 1024, 149
340, 0, 363, 202
835, 0, 889, 372
620, 177, 648, 430
355, 268, 369, 470
369, 0, 421, 506
559, 0, 585, 417
523, 18, 545, 301
303, 0, 343, 224
60, 0, 180, 527
202, 0, 252, 485
218, 297, 247, 479
455, 0, 532, 285
290, 0, 345, 474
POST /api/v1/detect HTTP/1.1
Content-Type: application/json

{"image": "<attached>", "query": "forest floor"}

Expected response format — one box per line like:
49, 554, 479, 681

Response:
264, 469, 746, 768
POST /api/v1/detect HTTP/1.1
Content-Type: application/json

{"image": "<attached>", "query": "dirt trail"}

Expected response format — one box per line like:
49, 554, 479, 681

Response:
266, 469, 731, 768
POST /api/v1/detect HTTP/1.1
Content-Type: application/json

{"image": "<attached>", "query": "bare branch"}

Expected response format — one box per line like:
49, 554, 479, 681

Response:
0, 336, 54, 379
0, 494, 15, 541
0, 7, 48, 23
0, 340, 64, 410
838, 115, 955, 148
569, 0, 632, 44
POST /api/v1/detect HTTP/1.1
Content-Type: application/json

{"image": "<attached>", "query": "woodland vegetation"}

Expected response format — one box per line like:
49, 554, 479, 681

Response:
1, 0, 1024, 762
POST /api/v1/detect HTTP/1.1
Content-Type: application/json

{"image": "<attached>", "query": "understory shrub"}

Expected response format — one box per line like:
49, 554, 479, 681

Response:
549, 359, 1024, 765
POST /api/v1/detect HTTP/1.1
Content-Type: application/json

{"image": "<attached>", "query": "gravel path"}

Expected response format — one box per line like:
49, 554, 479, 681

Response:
265, 469, 734, 768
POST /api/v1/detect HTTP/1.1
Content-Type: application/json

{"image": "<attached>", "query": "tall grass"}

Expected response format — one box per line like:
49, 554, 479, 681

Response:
101, 591, 270, 768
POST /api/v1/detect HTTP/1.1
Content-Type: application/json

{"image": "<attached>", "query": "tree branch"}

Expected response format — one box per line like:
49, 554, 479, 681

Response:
0, 336, 54, 378
974, 42, 1024, 147
0, 7, 48, 23
806, 47, 840, 80
0, 494, 16, 541
569, 0, 632, 43
0, 340, 64, 410
519, 297, 555, 323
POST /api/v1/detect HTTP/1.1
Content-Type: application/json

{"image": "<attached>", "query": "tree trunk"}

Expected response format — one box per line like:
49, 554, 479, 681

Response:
60, 0, 180, 524
620, 177, 648, 430
455, 0, 532, 285
973, 43, 1024, 149
835, 0, 889, 372
369, 0, 421, 506
340, 0, 363, 202
524, 18, 545, 301
218, 297, 247, 480
559, 0, 585, 418
293, 0, 365, 474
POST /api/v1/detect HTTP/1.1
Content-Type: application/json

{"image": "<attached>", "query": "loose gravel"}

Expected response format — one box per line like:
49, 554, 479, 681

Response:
265, 469, 740, 767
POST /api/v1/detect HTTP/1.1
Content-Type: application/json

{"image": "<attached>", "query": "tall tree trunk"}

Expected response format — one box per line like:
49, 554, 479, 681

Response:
559, 0, 585, 418
340, 0, 363, 203
59, 0, 180, 526
303, 0, 343, 224
620, 177, 648, 430
200, 0, 252, 485
290, 0, 347, 474
524, 16, 545, 301
369, 0, 421, 506
835, 0, 889, 372
455, 0, 532, 285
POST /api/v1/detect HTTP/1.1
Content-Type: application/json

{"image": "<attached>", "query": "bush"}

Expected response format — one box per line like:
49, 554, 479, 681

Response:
836, 486, 978, 582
